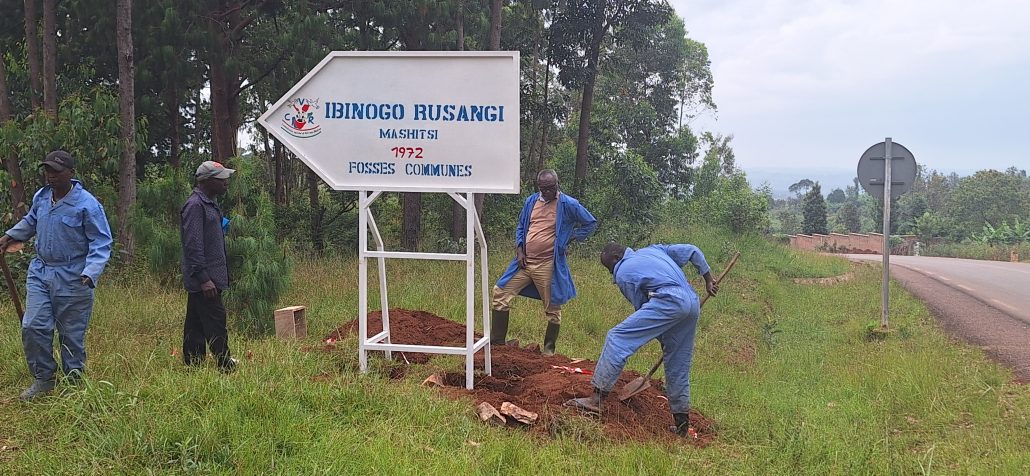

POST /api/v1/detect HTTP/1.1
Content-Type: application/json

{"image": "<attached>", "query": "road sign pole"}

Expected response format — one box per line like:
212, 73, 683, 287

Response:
881, 137, 892, 328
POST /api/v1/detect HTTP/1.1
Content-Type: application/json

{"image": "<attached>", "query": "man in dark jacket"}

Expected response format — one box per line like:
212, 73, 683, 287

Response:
180, 160, 236, 372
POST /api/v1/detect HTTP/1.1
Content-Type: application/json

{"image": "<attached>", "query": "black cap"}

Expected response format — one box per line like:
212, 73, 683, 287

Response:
41, 150, 75, 172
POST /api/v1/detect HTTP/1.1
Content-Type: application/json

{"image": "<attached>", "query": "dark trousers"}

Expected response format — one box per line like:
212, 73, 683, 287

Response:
183, 291, 232, 368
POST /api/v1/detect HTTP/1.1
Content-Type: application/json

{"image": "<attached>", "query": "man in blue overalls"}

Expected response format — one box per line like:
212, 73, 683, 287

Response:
565, 242, 717, 437
0, 150, 113, 401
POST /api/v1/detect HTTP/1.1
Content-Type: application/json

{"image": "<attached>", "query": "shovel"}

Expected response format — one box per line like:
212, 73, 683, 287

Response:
1, 241, 25, 322
616, 251, 740, 402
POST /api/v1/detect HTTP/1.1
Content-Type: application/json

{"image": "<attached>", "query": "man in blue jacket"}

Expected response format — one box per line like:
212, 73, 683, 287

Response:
565, 242, 717, 437
491, 169, 597, 356
0, 150, 112, 401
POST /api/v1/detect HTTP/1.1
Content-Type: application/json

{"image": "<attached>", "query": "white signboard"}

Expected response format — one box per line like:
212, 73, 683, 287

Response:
258, 51, 520, 193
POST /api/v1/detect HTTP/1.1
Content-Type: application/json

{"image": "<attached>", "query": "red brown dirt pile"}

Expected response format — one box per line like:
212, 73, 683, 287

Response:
330, 308, 716, 446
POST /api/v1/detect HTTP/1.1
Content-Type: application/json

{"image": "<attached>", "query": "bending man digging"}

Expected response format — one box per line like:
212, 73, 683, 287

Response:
565, 242, 718, 437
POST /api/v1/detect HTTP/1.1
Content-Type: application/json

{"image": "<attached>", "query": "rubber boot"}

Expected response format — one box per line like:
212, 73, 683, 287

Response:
20, 379, 56, 401
219, 357, 239, 374
564, 387, 607, 415
65, 369, 85, 387
542, 322, 560, 356
670, 412, 691, 437
490, 309, 510, 345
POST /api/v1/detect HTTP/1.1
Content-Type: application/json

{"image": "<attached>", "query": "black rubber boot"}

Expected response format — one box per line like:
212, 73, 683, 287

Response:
542, 322, 560, 356
490, 309, 510, 345
671, 412, 691, 436
564, 387, 607, 415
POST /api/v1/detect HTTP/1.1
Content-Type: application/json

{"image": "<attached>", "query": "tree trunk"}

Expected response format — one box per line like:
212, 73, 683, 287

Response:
23, 0, 42, 110
209, 57, 236, 162
260, 126, 272, 179
116, 0, 137, 260
166, 82, 181, 167
274, 141, 286, 205
473, 0, 502, 222
402, 193, 421, 251
572, 13, 606, 197
525, 16, 541, 181
42, 0, 57, 116
449, 2, 467, 240
488, 0, 502, 49
537, 49, 552, 174
205, 3, 243, 163
0, 59, 26, 220
308, 168, 323, 252
455, 0, 465, 51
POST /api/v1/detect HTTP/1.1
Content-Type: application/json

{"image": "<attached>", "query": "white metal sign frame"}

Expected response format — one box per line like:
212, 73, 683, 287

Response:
256, 51, 518, 389
357, 191, 492, 389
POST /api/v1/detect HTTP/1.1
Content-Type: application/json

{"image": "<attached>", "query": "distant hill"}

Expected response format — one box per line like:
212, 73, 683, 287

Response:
741, 165, 975, 199
740, 167, 857, 199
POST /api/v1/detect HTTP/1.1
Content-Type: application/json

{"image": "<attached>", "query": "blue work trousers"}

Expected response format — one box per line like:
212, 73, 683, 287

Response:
22, 261, 95, 381
591, 286, 700, 413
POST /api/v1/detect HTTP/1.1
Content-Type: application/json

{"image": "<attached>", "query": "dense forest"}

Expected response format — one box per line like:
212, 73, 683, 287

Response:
1, 0, 770, 332
3, 1, 1026, 331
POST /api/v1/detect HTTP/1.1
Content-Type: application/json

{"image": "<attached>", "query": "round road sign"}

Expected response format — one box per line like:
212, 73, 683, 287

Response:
857, 141, 917, 199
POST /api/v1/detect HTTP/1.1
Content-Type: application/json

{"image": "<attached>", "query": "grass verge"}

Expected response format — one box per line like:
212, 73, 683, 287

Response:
0, 229, 1027, 474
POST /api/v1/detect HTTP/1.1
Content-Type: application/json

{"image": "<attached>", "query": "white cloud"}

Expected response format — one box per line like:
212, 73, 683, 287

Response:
670, 0, 1030, 172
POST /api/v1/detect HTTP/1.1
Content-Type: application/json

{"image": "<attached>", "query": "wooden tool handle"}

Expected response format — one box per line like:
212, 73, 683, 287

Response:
1, 254, 24, 321
648, 251, 741, 378
699, 251, 739, 307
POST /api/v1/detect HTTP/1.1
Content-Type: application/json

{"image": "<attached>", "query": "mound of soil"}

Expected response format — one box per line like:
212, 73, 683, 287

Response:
330, 309, 715, 446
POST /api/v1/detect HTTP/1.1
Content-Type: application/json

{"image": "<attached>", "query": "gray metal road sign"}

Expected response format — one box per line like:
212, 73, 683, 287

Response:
857, 141, 917, 199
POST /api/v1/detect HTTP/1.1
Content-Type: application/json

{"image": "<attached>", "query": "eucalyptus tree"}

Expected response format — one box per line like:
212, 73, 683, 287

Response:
548, 0, 672, 196
115, 0, 137, 258
594, 14, 713, 198
23, 0, 42, 109
42, 0, 57, 115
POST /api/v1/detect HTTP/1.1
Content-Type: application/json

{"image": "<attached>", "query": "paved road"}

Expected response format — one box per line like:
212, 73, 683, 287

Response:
845, 254, 1030, 380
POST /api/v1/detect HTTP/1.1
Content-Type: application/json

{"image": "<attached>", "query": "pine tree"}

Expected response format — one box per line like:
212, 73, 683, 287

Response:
838, 201, 861, 233
802, 183, 828, 234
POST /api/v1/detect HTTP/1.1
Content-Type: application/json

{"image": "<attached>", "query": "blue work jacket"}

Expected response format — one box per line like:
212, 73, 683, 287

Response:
613, 244, 711, 310
5, 180, 113, 290
496, 192, 597, 306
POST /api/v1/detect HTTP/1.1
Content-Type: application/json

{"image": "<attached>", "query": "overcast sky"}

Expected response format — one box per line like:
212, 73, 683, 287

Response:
669, 0, 1030, 183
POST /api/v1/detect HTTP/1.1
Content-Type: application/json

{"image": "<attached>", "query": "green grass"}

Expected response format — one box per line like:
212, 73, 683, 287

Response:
1, 228, 1028, 474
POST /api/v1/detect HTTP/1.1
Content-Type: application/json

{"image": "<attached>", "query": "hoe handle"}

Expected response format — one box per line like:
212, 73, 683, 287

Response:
1, 253, 24, 321
646, 251, 740, 377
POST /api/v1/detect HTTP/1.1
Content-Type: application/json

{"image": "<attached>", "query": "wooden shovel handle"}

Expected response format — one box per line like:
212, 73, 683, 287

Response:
645, 251, 741, 379
1, 253, 24, 321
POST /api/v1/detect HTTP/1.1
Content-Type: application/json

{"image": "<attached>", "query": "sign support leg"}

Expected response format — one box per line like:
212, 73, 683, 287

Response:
358, 190, 369, 372
465, 192, 476, 389
881, 138, 893, 329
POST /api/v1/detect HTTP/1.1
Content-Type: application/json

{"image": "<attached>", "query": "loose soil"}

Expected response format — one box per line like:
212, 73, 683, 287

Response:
329, 309, 716, 446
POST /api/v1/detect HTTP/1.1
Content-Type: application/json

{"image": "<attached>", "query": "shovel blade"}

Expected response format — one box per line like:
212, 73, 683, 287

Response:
617, 376, 650, 401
